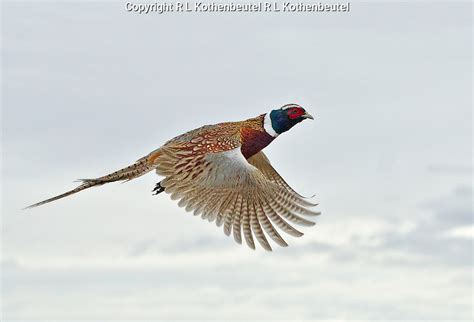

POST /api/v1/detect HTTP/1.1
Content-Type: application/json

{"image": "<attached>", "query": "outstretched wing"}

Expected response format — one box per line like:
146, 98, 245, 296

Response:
156, 134, 319, 251
247, 151, 312, 198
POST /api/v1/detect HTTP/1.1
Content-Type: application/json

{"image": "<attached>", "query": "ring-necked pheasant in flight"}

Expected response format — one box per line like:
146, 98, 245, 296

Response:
27, 103, 320, 251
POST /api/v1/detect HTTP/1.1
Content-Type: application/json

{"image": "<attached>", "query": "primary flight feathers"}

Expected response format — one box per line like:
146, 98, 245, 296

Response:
27, 103, 320, 251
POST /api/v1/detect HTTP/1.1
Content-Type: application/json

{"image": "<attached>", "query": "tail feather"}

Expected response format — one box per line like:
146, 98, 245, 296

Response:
24, 181, 103, 209
25, 149, 162, 209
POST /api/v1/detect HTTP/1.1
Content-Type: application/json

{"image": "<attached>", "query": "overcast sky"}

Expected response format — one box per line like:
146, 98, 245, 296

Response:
1, 1, 472, 320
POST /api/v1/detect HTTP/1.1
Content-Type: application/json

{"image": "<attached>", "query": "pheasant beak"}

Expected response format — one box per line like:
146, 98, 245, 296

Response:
302, 112, 314, 120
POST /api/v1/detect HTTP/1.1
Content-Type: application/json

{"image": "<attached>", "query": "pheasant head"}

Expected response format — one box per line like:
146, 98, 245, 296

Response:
264, 103, 314, 137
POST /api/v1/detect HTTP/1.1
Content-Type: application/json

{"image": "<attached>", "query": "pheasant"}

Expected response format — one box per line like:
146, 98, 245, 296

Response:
27, 103, 320, 251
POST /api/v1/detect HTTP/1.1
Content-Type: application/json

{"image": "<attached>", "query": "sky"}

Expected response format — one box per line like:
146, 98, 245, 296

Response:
1, 0, 472, 320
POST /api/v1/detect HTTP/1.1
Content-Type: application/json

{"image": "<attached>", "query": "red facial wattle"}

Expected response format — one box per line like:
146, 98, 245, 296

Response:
287, 107, 305, 120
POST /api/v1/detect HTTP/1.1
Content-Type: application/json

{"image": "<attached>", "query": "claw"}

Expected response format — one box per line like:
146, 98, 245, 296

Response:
152, 181, 165, 195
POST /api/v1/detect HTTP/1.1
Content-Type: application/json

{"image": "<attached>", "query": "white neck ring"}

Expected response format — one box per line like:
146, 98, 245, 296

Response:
264, 113, 279, 137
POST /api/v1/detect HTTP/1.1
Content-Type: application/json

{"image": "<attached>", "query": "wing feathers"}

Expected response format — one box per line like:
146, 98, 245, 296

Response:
223, 192, 239, 235
255, 194, 288, 247
241, 198, 255, 249
249, 200, 272, 251
157, 144, 319, 251
271, 198, 316, 227
248, 151, 310, 198
232, 194, 244, 244
216, 191, 236, 227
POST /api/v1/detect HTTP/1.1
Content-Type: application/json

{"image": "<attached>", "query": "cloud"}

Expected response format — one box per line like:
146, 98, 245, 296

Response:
427, 164, 473, 176
366, 185, 472, 267
443, 225, 474, 240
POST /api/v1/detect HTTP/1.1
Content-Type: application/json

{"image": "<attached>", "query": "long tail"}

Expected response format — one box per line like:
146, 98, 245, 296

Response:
25, 149, 162, 209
